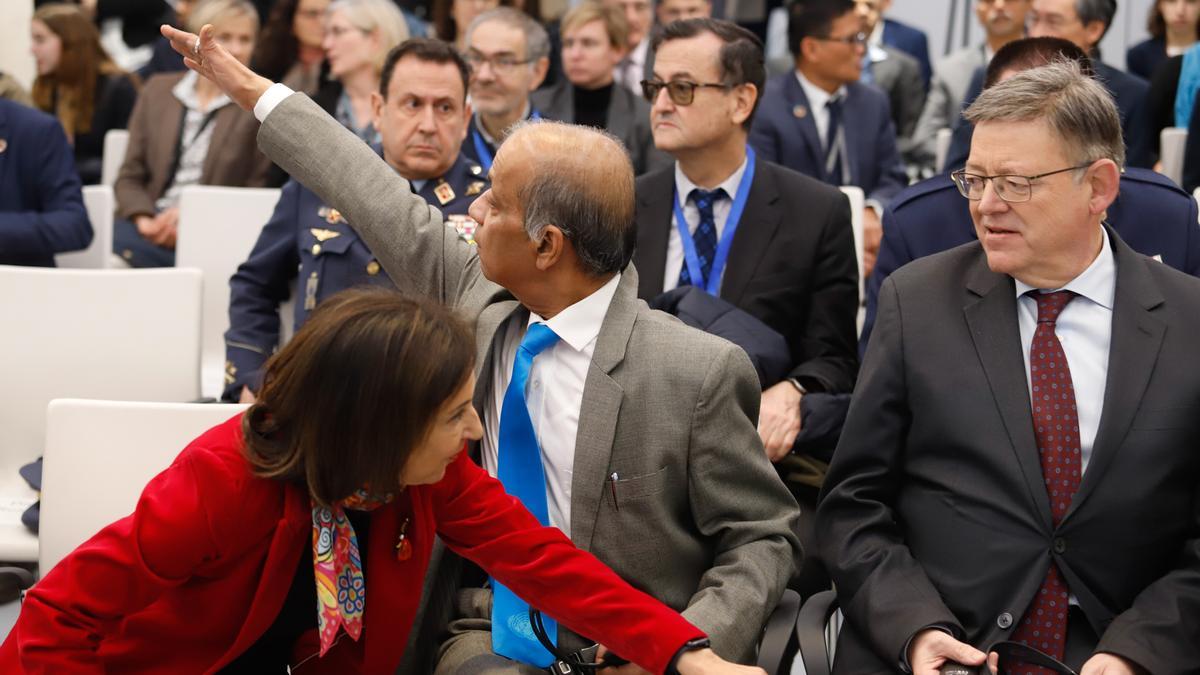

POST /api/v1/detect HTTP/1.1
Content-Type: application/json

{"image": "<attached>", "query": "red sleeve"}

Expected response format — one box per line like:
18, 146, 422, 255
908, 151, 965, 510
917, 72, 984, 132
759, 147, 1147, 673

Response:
431, 454, 705, 675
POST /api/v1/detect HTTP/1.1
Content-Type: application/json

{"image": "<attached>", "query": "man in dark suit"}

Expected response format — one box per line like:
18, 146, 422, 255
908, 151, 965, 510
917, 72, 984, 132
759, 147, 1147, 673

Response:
871, 0, 932, 87
533, 1, 669, 175
818, 60, 1200, 675
0, 98, 92, 267
749, 0, 907, 276
635, 17, 858, 462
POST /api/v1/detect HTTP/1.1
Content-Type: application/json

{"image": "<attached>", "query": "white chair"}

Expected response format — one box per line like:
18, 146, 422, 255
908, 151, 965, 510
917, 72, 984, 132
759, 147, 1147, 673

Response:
39, 399, 247, 575
56, 185, 114, 269
175, 185, 282, 399
838, 186, 866, 336
1160, 127, 1188, 188
0, 266, 202, 562
100, 129, 129, 187
934, 127, 954, 173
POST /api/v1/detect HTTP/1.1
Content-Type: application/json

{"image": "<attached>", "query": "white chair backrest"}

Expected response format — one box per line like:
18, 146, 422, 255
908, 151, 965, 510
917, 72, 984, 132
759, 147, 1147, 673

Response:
935, 127, 953, 174
39, 399, 247, 574
838, 186, 866, 337
175, 185, 282, 399
56, 185, 114, 269
100, 129, 129, 187
1160, 127, 1188, 188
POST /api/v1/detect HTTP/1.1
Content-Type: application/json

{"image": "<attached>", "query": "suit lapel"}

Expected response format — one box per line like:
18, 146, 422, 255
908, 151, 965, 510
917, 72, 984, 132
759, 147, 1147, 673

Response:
962, 252, 1054, 531
719, 156, 782, 305
569, 271, 636, 552
1065, 228, 1166, 521
632, 167, 676, 299
605, 88, 632, 149
202, 105, 236, 183
782, 75, 826, 179
842, 85, 867, 188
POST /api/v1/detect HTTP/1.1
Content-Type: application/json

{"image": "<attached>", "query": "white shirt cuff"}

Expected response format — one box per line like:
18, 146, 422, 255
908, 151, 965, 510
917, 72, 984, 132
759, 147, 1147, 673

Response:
253, 83, 295, 123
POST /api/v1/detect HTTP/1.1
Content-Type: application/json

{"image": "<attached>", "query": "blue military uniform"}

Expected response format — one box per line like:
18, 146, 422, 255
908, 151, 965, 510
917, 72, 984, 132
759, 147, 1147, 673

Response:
460, 109, 541, 173
222, 147, 487, 400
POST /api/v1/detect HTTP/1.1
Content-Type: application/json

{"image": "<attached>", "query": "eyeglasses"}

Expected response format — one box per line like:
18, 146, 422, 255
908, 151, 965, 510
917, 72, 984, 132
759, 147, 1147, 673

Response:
950, 164, 1093, 203
464, 51, 534, 74
812, 32, 869, 47
640, 79, 731, 106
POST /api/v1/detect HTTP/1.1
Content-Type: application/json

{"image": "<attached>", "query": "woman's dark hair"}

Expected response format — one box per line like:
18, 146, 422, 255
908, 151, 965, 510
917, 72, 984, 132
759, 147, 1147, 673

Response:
253, 0, 304, 81
242, 288, 476, 505
1147, 0, 1200, 40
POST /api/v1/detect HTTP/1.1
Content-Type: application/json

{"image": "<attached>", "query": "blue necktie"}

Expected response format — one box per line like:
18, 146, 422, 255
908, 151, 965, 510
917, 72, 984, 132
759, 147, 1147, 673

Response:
491, 322, 561, 667
677, 188, 726, 288
824, 97, 845, 186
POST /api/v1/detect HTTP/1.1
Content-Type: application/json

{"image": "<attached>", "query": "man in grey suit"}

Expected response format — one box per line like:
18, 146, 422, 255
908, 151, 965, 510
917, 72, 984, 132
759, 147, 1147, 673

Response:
818, 61, 1200, 674
163, 25, 800, 675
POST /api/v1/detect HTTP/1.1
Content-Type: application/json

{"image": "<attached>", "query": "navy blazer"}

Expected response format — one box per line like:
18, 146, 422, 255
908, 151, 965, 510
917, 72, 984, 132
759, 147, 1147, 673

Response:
882, 18, 931, 89
944, 61, 1153, 172
0, 99, 92, 267
222, 150, 486, 400
860, 168, 1200, 352
1126, 37, 1167, 82
749, 73, 908, 207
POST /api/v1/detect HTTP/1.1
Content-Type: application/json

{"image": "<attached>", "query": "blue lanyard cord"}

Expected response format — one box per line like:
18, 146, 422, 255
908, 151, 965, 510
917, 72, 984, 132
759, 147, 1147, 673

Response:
472, 110, 542, 173
671, 146, 757, 295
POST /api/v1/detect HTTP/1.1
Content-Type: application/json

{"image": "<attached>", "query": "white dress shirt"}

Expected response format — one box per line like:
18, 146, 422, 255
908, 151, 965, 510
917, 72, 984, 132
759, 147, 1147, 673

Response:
1014, 228, 1115, 475
615, 37, 650, 95
662, 155, 750, 292
481, 274, 622, 537
794, 71, 847, 148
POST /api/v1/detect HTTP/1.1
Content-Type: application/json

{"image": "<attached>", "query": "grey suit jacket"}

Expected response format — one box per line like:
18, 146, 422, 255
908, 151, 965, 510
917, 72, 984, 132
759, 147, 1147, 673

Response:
256, 93, 801, 664
531, 80, 671, 176
817, 228, 1200, 673
909, 43, 988, 168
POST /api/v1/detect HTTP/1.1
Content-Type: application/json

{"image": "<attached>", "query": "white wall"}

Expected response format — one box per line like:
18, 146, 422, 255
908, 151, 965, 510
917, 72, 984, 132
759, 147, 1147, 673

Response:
886, 0, 1157, 71
1, 1, 35, 89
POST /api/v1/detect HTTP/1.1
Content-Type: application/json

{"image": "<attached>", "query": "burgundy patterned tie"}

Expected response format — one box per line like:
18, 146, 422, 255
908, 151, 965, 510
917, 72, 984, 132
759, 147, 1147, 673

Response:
1010, 290, 1082, 674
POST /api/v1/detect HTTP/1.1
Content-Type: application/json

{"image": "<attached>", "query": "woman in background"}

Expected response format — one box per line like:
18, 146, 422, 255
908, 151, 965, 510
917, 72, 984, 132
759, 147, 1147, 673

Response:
30, 3, 140, 185
253, 0, 331, 95
1128, 0, 1200, 80
431, 0, 510, 50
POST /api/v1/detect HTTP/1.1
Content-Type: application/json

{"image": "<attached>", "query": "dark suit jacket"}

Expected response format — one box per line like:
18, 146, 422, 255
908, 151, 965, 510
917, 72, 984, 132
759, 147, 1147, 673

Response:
749, 73, 908, 207
114, 73, 272, 219
633, 158, 859, 393
1126, 37, 1167, 81
530, 79, 670, 175
0, 98, 92, 267
819, 228, 1200, 674
861, 168, 1200, 351
882, 18, 931, 89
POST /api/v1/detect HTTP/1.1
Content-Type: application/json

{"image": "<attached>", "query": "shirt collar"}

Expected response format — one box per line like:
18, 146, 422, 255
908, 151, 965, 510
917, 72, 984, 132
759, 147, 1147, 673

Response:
1013, 226, 1116, 310
172, 70, 232, 113
672, 151, 750, 205
628, 37, 650, 68
474, 101, 531, 146
528, 273, 622, 352
869, 19, 885, 46
794, 70, 846, 110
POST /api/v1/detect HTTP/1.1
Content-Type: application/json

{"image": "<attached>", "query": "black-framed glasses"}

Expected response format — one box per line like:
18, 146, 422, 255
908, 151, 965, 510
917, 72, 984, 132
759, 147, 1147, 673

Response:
950, 164, 1093, 203
640, 79, 731, 106
463, 50, 535, 74
812, 32, 868, 47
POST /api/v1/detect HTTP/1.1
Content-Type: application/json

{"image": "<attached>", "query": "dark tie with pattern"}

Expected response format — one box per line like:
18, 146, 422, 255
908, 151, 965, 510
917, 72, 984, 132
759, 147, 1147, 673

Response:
1010, 290, 1082, 674
677, 188, 726, 288
824, 97, 845, 186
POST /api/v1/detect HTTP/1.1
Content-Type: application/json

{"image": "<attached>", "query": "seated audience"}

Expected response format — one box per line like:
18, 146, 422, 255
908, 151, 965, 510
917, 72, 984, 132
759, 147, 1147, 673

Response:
314, 0, 409, 145
0, 288, 757, 675
820, 60, 1200, 675
253, 0, 332, 95
657, 0, 712, 24
909, 0, 1028, 171
1127, 0, 1199, 80
111, 0, 273, 268
750, 0, 907, 276
532, 0, 669, 174
0, 98, 92, 267
853, 0, 924, 149
608, 0, 655, 94
431, 0, 508, 50
460, 8, 550, 172
869, 0, 931, 87
30, 3, 140, 185
224, 39, 487, 403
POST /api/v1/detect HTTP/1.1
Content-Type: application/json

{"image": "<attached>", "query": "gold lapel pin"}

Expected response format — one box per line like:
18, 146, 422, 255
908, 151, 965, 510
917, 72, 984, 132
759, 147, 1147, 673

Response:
792, 105, 808, 119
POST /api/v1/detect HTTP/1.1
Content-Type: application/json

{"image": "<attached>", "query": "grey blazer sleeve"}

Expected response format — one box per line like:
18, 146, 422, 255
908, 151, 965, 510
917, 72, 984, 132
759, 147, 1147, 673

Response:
681, 342, 802, 659
256, 93, 497, 311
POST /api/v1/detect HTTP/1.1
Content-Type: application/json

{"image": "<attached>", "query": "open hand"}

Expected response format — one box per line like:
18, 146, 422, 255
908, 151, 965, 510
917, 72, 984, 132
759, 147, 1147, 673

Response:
160, 23, 272, 111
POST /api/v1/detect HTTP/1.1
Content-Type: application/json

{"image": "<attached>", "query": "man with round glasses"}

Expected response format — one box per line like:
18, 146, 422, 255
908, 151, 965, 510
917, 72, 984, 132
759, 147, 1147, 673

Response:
818, 59, 1200, 675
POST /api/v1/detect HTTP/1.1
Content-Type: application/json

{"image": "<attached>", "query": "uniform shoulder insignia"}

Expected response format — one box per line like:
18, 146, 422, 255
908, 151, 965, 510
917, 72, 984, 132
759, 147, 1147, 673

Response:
317, 206, 346, 224
470, 163, 483, 176
466, 180, 485, 196
445, 214, 476, 244
309, 228, 342, 242
434, 180, 456, 205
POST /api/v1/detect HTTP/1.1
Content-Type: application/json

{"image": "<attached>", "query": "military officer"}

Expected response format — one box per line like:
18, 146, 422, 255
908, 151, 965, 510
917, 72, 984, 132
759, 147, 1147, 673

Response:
223, 38, 487, 402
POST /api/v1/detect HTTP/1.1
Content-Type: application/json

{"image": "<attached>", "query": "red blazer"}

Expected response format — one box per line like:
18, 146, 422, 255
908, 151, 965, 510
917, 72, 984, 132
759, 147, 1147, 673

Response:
0, 415, 702, 673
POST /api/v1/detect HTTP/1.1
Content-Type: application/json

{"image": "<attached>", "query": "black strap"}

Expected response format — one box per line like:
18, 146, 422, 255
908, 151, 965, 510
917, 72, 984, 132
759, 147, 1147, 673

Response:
756, 589, 801, 672
795, 590, 838, 675
988, 641, 1079, 675
163, 105, 220, 193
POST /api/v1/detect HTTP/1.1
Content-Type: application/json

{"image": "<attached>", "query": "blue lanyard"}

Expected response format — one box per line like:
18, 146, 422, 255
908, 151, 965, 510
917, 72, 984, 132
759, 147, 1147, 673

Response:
671, 146, 756, 295
472, 110, 541, 172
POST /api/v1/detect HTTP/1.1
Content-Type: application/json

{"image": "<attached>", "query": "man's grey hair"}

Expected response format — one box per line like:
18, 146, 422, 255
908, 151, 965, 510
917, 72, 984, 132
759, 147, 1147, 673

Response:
965, 59, 1125, 168
465, 7, 551, 61
504, 120, 636, 277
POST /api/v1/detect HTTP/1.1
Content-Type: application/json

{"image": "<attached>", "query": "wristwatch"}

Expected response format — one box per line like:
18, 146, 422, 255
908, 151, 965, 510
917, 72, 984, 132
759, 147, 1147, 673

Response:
665, 637, 711, 674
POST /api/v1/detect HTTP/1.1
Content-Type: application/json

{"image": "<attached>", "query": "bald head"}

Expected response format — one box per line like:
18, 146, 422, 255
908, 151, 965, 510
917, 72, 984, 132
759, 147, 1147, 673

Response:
495, 121, 636, 276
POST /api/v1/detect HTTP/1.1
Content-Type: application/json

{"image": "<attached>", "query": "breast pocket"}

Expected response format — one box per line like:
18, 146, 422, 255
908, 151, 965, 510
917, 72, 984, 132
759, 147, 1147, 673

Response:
606, 466, 668, 509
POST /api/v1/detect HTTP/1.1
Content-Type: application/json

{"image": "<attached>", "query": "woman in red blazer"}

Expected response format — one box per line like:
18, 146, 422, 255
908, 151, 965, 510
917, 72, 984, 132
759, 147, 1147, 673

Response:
0, 289, 760, 675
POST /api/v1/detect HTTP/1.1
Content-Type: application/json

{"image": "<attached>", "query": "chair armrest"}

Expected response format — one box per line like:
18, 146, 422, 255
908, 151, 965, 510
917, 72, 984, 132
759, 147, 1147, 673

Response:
757, 588, 801, 673
795, 589, 840, 675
